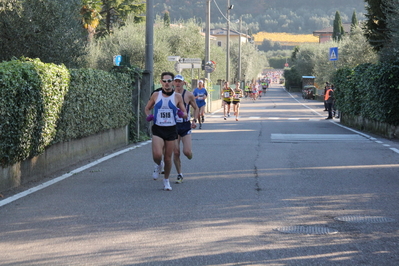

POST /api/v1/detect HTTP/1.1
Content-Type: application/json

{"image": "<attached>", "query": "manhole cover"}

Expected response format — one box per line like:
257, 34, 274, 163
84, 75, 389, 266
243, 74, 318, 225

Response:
275, 225, 338, 235
334, 215, 395, 223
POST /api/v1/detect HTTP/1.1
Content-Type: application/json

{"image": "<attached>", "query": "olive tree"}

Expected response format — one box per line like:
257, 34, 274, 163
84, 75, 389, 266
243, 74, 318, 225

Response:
313, 27, 377, 84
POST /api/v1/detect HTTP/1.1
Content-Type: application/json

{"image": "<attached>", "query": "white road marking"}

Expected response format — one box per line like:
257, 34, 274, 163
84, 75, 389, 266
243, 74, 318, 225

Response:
0, 140, 152, 208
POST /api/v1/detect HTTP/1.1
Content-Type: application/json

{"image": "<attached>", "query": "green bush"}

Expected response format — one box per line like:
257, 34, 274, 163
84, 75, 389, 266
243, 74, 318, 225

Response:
284, 67, 301, 88
0, 58, 137, 167
53, 68, 133, 142
0, 58, 70, 167
332, 62, 399, 126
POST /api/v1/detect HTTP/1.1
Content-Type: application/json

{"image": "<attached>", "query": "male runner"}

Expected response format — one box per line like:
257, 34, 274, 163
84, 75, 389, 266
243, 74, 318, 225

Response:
232, 81, 243, 121
144, 72, 187, 191
221, 81, 234, 120
173, 75, 199, 184
193, 79, 208, 129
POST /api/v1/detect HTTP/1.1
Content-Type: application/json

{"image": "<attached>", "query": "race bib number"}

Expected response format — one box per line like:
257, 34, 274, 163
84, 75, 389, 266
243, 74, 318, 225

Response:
157, 109, 174, 125
224, 92, 230, 98
198, 93, 204, 100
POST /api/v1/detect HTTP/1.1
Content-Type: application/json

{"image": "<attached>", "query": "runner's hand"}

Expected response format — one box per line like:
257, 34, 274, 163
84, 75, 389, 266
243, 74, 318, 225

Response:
146, 114, 154, 122
177, 109, 184, 118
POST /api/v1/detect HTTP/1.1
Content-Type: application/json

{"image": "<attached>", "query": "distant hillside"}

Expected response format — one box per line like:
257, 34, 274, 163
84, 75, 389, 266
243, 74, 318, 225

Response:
157, 0, 366, 34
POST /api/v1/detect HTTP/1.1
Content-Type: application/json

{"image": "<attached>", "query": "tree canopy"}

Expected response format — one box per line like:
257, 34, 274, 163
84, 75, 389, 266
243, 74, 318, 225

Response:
0, 0, 87, 68
363, 0, 388, 52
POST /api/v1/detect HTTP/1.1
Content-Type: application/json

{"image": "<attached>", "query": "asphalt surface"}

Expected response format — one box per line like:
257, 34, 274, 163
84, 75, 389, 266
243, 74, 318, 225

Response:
1, 84, 399, 266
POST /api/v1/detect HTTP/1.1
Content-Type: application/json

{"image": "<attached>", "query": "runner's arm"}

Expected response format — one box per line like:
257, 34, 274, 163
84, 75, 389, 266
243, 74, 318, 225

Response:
189, 93, 199, 123
175, 93, 188, 119
144, 92, 157, 116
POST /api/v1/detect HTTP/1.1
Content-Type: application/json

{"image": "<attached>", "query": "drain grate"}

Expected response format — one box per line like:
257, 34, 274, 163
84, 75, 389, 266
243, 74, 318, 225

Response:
334, 215, 395, 223
275, 225, 338, 235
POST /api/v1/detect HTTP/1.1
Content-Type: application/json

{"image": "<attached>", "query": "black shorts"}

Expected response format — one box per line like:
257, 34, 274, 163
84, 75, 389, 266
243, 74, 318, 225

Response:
232, 101, 240, 105
152, 124, 178, 141
176, 121, 192, 137
223, 100, 232, 104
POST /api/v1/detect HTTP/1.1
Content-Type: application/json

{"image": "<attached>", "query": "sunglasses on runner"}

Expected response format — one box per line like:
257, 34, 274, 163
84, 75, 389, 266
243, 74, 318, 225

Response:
162, 79, 173, 83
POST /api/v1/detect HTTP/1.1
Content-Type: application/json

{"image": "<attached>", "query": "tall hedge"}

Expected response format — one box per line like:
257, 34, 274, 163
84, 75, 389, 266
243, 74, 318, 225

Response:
332, 62, 399, 125
0, 58, 135, 167
53, 68, 133, 142
0, 58, 70, 167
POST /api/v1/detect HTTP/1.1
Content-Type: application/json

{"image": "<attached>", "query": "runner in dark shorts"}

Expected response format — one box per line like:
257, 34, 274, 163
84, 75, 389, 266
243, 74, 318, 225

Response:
176, 121, 192, 137
152, 124, 178, 141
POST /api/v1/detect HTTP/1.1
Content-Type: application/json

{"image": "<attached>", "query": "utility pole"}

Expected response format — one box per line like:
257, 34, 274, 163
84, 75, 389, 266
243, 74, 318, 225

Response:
143, 0, 154, 134
238, 15, 242, 83
144, 0, 154, 95
205, 0, 211, 113
226, 0, 232, 83
205, 0, 210, 82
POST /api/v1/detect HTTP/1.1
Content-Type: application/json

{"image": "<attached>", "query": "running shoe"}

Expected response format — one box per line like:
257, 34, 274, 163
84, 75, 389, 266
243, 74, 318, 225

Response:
176, 174, 183, 184
152, 161, 164, 180
224, 116, 226, 120
163, 179, 172, 191
227, 113, 230, 117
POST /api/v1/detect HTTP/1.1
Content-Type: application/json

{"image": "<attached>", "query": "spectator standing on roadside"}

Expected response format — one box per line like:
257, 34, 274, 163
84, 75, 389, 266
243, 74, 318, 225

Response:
193, 80, 208, 129
172, 74, 199, 184
324, 84, 334, 120
323, 82, 329, 111
331, 84, 339, 118
144, 72, 187, 191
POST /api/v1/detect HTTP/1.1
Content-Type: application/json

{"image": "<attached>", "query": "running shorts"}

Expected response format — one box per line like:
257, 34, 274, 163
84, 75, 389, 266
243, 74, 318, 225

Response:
176, 121, 192, 137
152, 124, 178, 141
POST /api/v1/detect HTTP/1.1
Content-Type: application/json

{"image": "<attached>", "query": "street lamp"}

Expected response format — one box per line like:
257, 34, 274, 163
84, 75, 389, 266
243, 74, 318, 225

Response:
226, 0, 233, 83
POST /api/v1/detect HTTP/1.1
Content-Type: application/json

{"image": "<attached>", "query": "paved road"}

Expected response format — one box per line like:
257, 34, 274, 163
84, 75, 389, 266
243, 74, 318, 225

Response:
1, 84, 399, 266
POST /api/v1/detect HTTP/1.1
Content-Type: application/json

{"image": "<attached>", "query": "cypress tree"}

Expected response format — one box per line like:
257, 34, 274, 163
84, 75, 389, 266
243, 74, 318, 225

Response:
163, 12, 170, 27
351, 10, 359, 29
332, 11, 343, 42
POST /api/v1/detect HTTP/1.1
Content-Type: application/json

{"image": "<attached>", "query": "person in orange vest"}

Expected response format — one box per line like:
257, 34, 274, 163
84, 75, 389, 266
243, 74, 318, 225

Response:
323, 82, 329, 111
324, 84, 334, 119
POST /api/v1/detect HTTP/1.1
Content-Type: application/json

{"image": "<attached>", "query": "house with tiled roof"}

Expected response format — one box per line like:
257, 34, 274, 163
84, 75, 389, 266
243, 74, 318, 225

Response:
210, 28, 252, 47
313, 23, 352, 43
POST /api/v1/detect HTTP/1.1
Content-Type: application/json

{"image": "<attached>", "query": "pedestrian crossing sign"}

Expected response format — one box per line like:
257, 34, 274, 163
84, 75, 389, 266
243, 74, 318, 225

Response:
329, 47, 338, 61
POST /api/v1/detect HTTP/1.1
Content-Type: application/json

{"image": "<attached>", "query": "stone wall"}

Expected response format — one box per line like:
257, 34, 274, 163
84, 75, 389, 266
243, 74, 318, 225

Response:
341, 113, 399, 139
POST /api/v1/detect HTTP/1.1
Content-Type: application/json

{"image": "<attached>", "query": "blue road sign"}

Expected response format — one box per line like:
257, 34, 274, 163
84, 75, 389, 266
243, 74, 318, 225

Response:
329, 47, 338, 61
114, 55, 122, 66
